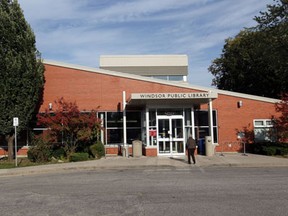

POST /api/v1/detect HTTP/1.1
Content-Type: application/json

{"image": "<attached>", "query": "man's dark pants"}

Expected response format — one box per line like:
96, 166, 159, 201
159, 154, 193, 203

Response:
188, 148, 196, 164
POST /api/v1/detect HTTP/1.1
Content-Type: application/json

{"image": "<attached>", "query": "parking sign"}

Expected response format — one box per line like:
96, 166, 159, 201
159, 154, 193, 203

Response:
13, 117, 19, 127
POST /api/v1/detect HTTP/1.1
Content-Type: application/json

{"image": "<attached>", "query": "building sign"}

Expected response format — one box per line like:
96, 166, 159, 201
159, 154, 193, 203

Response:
131, 92, 217, 100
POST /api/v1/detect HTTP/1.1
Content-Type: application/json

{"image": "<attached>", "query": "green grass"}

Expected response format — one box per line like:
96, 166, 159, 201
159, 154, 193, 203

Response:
0, 156, 96, 169
0, 157, 49, 169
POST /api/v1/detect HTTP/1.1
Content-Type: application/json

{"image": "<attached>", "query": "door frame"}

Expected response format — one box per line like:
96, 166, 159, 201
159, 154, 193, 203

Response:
156, 115, 185, 156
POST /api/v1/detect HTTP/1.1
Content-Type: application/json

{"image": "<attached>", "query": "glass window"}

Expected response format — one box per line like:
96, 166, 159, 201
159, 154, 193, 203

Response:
126, 112, 141, 127
194, 111, 208, 126
254, 120, 264, 126
254, 119, 275, 142
194, 110, 217, 126
105, 111, 142, 145
194, 110, 218, 143
107, 129, 123, 144
168, 75, 183, 81
146, 75, 184, 81
107, 112, 123, 127
127, 129, 142, 144
184, 108, 192, 126
149, 110, 156, 126
151, 75, 167, 80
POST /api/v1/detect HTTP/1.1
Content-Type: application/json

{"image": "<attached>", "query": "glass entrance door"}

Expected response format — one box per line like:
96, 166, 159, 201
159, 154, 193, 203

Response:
157, 116, 185, 155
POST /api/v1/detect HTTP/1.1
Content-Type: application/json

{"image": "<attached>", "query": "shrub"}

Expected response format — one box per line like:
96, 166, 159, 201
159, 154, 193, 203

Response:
69, 152, 89, 162
277, 147, 288, 156
90, 141, 105, 159
262, 146, 277, 156
27, 137, 52, 163
51, 147, 66, 159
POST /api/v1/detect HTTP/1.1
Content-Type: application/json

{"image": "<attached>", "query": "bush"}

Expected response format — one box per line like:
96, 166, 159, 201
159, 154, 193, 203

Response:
51, 147, 66, 159
90, 141, 105, 159
252, 142, 288, 156
69, 152, 89, 162
262, 146, 277, 156
27, 137, 52, 163
277, 147, 288, 156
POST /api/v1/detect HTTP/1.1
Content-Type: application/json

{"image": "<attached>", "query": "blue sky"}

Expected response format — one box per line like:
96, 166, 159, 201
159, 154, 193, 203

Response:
18, 0, 274, 87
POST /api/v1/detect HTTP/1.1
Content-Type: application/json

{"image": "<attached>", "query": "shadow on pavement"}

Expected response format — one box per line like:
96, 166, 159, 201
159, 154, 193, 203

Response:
169, 157, 188, 165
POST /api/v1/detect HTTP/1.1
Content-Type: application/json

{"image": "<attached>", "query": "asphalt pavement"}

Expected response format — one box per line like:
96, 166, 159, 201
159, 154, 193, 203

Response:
1, 153, 288, 177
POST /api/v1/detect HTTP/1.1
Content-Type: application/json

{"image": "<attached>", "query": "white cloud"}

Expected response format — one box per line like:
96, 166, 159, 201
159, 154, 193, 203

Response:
18, 0, 274, 87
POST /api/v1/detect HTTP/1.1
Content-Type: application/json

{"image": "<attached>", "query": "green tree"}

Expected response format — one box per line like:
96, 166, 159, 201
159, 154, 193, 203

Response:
209, 0, 288, 98
274, 93, 288, 142
0, 0, 45, 161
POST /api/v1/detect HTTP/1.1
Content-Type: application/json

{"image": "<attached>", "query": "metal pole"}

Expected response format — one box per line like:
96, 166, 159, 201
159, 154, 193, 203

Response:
242, 139, 247, 156
15, 126, 17, 167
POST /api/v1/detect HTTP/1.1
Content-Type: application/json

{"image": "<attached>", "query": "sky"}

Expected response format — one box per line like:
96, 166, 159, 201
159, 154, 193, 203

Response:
18, 0, 274, 87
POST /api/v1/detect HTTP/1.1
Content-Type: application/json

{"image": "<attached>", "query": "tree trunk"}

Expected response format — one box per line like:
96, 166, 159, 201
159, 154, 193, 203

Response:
6, 134, 15, 162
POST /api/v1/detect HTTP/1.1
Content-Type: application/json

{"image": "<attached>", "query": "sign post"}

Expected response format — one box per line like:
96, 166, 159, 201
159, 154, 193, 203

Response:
13, 117, 19, 167
238, 132, 247, 156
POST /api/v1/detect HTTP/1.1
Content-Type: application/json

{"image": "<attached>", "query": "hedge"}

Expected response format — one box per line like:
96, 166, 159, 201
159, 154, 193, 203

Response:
252, 142, 288, 156
69, 152, 89, 162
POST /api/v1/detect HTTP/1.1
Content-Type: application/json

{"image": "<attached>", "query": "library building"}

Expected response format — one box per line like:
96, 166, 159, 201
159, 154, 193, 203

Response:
2, 55, 280, 157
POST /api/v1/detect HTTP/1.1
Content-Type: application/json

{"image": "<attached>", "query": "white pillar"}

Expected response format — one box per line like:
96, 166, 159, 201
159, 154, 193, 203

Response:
145, 107, 150, 146
191, 106, 195, 139
208, 98, 214, 144
122, 91, 129, 157
123, 91, 127, 146
100, 113, 104, 144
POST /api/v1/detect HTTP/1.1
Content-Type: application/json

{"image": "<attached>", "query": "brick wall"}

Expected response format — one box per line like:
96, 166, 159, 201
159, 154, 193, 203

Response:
209, 94, 279, 153
41, 64, 201, 112
42, 64, 279, 154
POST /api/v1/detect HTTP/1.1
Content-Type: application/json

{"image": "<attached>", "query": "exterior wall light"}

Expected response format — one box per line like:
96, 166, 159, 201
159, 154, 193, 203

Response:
238, 100, 243, 108
48, 103, 53, 110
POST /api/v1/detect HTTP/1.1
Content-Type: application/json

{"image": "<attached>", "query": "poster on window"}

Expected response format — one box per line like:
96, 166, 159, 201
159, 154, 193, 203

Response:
149, 130, 156, 137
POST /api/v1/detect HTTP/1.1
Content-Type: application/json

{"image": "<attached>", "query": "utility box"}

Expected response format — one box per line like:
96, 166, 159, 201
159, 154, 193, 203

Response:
205, 136, 214, 156
132, 140, 142, 157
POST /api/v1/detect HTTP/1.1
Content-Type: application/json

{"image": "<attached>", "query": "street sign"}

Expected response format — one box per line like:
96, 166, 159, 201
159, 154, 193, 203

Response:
237, 132, 244, 139
13, 117, 19, 127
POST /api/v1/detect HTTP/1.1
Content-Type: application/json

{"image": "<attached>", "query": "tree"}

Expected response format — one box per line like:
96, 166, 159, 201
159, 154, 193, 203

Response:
209, 0, 288, 98
0, 0, 45, 161
274, 93, 288, 142
37, 98, 102, 157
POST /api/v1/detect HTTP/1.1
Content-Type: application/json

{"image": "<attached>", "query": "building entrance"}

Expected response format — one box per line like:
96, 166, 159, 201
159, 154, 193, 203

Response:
157, 116, 185, 156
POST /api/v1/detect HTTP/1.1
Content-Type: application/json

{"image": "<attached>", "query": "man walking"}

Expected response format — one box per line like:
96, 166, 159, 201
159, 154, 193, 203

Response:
186, 136, 197, 164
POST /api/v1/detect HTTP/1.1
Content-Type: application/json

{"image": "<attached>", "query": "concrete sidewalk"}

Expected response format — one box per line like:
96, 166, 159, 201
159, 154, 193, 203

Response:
1, 153, 288, 177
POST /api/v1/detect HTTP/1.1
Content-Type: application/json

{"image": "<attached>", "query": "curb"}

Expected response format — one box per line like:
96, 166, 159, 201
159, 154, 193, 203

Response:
1, 154, 288, 177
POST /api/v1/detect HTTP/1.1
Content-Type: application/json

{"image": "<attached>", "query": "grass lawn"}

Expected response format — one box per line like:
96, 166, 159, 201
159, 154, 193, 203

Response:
0, 157, 49, 169
0, 156, 97, 169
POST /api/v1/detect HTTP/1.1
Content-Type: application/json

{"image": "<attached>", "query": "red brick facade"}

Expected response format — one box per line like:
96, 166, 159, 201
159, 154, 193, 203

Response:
210, 94, 279, 152
41, 64, 202, 112
41, 63, 279, 155
5, 61, 278, 157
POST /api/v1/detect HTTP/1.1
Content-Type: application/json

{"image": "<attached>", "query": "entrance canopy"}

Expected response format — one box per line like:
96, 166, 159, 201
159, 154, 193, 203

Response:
127, 92, 218, 106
